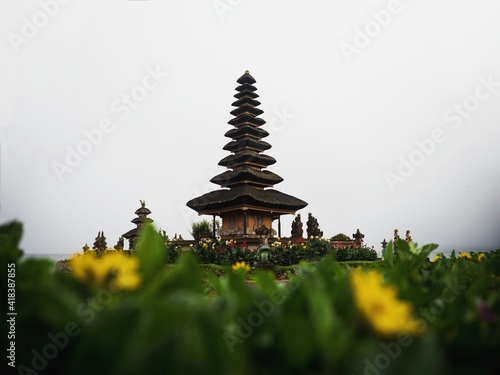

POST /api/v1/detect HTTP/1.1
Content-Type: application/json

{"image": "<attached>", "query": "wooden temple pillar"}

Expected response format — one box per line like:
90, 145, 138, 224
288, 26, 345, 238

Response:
212, 215, 216, 238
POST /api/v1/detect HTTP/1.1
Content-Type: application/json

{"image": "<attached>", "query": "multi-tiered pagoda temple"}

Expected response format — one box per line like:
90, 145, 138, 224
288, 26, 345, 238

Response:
186, 71, 307, 238
123, 200, 153, 249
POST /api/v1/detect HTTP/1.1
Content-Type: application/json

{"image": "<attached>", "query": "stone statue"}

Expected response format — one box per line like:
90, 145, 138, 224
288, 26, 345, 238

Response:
114, 236, 124, 250
393, 229, 400, 254
353, 229, 365, 245
291, 214, 304, 238
405, 230, 412, 243
306, 213, 323, 238
93, 231, 107, 255
381, 239, 388, 250
394, 229, 400, 243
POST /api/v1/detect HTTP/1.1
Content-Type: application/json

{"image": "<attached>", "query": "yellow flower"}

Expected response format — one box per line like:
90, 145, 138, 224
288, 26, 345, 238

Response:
71, 253, 141, 290
478, 253, 485, 262
232, 261, 251, 273
432, 255, 440, 262
350, 269, 422, 336
71, 254, 109, 285
107, 253, 141, 290
202, 243, 208, 249
459, 252, 472, 260
113, 271, 142, 290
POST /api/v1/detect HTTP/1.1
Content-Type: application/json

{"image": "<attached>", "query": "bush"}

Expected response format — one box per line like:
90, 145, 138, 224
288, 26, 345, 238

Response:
334, 244, 378, 261
165, 242, 181, 264
269, 239, 308, 266
331, 233, 352, 241
192, 238, 376, 266
191, 239, 257, 266
190, 220, 213, 241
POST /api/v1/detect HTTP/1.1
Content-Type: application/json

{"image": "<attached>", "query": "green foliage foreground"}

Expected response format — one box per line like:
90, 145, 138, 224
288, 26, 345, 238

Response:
1, 221, 499, 375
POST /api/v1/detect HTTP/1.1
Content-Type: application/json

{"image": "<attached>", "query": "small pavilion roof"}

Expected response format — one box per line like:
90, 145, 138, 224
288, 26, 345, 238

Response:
135, 206, 151, 215
123, 227, 139, 239
131, 217, 153, 225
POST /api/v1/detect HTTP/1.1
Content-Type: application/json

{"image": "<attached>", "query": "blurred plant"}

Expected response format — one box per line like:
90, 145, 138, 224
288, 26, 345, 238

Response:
350, 268, 421, 336
459, 252, 473, 260
71, 252, 141, 291
2, 221, 499, 375
232, 261, 250, 273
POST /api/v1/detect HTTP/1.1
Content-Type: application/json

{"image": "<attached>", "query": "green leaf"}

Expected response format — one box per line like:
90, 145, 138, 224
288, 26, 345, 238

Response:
134, 223, 166, 281
253, 270, 278, 294
164, 252, 204, 293
382, 241, 395, 265
396, 238, 410, 254
205, 271, 222, 295
420, 243, 439, 257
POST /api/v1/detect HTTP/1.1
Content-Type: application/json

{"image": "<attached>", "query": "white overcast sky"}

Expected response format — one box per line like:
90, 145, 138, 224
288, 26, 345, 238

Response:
1, 0, 499, 255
